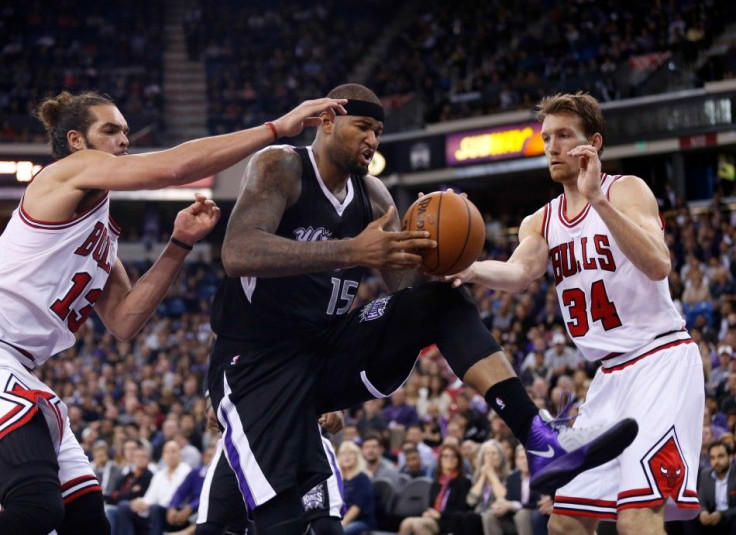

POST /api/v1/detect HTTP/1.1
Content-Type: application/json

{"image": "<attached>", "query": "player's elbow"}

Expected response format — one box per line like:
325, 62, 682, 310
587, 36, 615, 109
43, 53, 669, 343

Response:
646, 256, 671, 281
222, 245, 253, 278
110, 324, 139, 342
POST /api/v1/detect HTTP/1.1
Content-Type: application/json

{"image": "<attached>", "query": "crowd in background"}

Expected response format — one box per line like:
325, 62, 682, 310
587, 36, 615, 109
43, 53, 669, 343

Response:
1, 0, 736, 533
2, 0, 736, 144
0, 1, 165, 145
27, 190, 735, 534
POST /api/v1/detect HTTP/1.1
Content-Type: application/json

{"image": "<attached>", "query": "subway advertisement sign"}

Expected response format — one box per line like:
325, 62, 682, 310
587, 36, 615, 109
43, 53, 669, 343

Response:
445, 122, 545, 166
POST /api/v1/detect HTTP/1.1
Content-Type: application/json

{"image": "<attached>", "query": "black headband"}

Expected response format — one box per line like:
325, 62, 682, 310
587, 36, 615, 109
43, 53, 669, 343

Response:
343, 99, 385, 122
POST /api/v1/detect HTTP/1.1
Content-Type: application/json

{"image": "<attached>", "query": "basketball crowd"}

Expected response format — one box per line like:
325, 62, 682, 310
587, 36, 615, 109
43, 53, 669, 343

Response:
1, 0, 736, 534
26, 189, 734, 535
2, 0, 736, 143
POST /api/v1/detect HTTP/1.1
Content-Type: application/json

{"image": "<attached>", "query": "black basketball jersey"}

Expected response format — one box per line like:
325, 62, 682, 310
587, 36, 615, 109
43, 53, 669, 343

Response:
211, 146, 374, 341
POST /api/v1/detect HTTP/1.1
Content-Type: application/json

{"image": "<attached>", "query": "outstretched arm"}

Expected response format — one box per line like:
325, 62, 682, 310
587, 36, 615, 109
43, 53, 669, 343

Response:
447, 209, 549, 293
221, 148, 435, 278
68, 98, 349, 192
95, 194, 220, 340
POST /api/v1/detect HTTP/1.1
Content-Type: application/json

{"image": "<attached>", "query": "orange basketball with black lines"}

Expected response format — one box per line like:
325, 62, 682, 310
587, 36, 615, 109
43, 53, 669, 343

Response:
401, 191, 485, 276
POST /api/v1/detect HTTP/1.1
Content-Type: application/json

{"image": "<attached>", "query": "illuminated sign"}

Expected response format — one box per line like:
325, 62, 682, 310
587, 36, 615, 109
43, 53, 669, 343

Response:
368, 150, 386, 176
445, 122, 544, 166
0, 160, 44, 184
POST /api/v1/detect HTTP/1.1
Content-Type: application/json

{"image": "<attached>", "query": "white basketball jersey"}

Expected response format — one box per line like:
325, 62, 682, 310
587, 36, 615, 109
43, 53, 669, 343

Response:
543, 174, 684, 361
0, 194, 120, 368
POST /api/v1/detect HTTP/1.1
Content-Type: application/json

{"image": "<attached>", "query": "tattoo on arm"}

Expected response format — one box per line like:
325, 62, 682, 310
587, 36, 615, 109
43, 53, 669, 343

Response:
222, 147, 354, 277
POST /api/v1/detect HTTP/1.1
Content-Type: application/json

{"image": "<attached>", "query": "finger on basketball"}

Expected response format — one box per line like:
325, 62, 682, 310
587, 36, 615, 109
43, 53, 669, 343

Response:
395, 230, 431, 241
398, 237, 436, 251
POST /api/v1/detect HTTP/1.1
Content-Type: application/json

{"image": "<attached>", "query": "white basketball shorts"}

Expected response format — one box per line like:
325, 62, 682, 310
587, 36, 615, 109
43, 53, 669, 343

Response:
553, 336, 703, 522
0, 351, 101, 504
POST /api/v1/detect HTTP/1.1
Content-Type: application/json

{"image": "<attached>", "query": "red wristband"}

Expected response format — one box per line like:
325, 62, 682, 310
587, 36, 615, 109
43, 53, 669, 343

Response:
264, 121, 278, 141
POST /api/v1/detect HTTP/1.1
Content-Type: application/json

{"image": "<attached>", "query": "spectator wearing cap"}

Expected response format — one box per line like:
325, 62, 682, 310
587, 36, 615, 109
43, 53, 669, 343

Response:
709, 345, 734, 395
544, 332, 582, 387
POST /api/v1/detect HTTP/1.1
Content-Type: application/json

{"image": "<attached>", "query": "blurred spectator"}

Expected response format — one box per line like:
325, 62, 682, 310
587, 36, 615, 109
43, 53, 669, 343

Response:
544, 332, 583, 386
337, 440, 377, 535
362, 433, 401, 489
382, 386, 421, 431
398, 425, 436, 469
487, 445, 545, 535
453, 391, 490, 443
115, 441, 190, 535
399, 444, 431, 479
91, 440, 123, 499
417, 374, 452, 419
105, 444, 154, 534
165, 444, 216, 534
696, 441, 736, 534
399, 443, 471, 535
356, 398, 388, 439
452, 439, 510, 535
709, 345, 733, 395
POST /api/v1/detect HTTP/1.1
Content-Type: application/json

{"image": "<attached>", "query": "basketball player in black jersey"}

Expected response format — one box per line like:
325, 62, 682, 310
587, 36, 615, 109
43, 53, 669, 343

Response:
207, 83, 638, 535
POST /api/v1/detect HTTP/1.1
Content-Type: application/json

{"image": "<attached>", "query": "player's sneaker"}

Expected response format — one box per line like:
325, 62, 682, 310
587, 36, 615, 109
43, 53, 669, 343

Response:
527, 410, 638, 493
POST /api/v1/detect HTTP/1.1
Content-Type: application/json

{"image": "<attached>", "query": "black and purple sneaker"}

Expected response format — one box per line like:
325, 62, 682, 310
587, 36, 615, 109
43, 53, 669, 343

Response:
527, 411, 638, 494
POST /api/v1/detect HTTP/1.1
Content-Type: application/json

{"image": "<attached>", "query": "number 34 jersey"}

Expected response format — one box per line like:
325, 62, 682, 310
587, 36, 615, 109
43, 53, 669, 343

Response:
542, 174, 683, 362
0, 193, 119, 368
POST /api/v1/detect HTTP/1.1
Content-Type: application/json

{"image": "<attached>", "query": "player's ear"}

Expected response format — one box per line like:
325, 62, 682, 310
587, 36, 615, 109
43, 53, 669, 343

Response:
319, 109, 335, 134
590, 132, 603, 152
67, 130, 86, 152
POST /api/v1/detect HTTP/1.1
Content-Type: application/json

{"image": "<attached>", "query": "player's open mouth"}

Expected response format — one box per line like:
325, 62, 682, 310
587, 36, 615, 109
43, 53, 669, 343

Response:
359, 151, 373, 166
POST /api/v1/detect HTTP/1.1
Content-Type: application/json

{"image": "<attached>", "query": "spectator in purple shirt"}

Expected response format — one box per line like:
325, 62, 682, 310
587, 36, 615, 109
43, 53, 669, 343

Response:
164, 444, 215, 532
381, 386, 420, 430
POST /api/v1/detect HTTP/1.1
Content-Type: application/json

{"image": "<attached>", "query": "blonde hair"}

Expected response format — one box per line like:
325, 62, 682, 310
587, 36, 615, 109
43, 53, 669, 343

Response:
338, 440, 367, 476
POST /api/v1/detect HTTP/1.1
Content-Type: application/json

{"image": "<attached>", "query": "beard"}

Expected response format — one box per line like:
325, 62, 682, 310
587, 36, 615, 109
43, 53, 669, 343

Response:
326, 136, 369, 177
549, 164, 576, 183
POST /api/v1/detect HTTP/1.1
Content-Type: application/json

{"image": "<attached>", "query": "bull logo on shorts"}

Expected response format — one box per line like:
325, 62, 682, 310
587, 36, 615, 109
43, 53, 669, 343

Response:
359, 296, 391, 322
649, 437, 685, 497
659, 464, 681, 488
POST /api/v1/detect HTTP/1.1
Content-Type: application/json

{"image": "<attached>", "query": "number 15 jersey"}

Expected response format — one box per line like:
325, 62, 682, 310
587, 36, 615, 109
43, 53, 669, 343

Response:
542, 174, 683, 361
210, 146, 373, 342
0, 192, 119, 368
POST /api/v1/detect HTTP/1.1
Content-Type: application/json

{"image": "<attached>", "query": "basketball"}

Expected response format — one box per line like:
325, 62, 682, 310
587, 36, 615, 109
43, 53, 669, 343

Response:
401, 191, 485, 276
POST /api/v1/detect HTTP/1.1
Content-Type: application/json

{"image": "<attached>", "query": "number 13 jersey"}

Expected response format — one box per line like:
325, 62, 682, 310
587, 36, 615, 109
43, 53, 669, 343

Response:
0, 193, 120, 368
542, 174, 683, 361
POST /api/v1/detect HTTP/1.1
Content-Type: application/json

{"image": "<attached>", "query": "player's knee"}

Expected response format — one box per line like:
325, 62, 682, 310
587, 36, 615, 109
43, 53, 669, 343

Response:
0, 480, 65, 535
616, 508, 663, 535
547, 513, 576, 535
57, 491, 111, 535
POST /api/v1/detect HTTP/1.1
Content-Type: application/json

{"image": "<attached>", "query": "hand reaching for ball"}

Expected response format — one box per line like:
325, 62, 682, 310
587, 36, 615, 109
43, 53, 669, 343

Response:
351, 206, 437, 270
403, 190, 485, 276
443, 263, 478, 287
